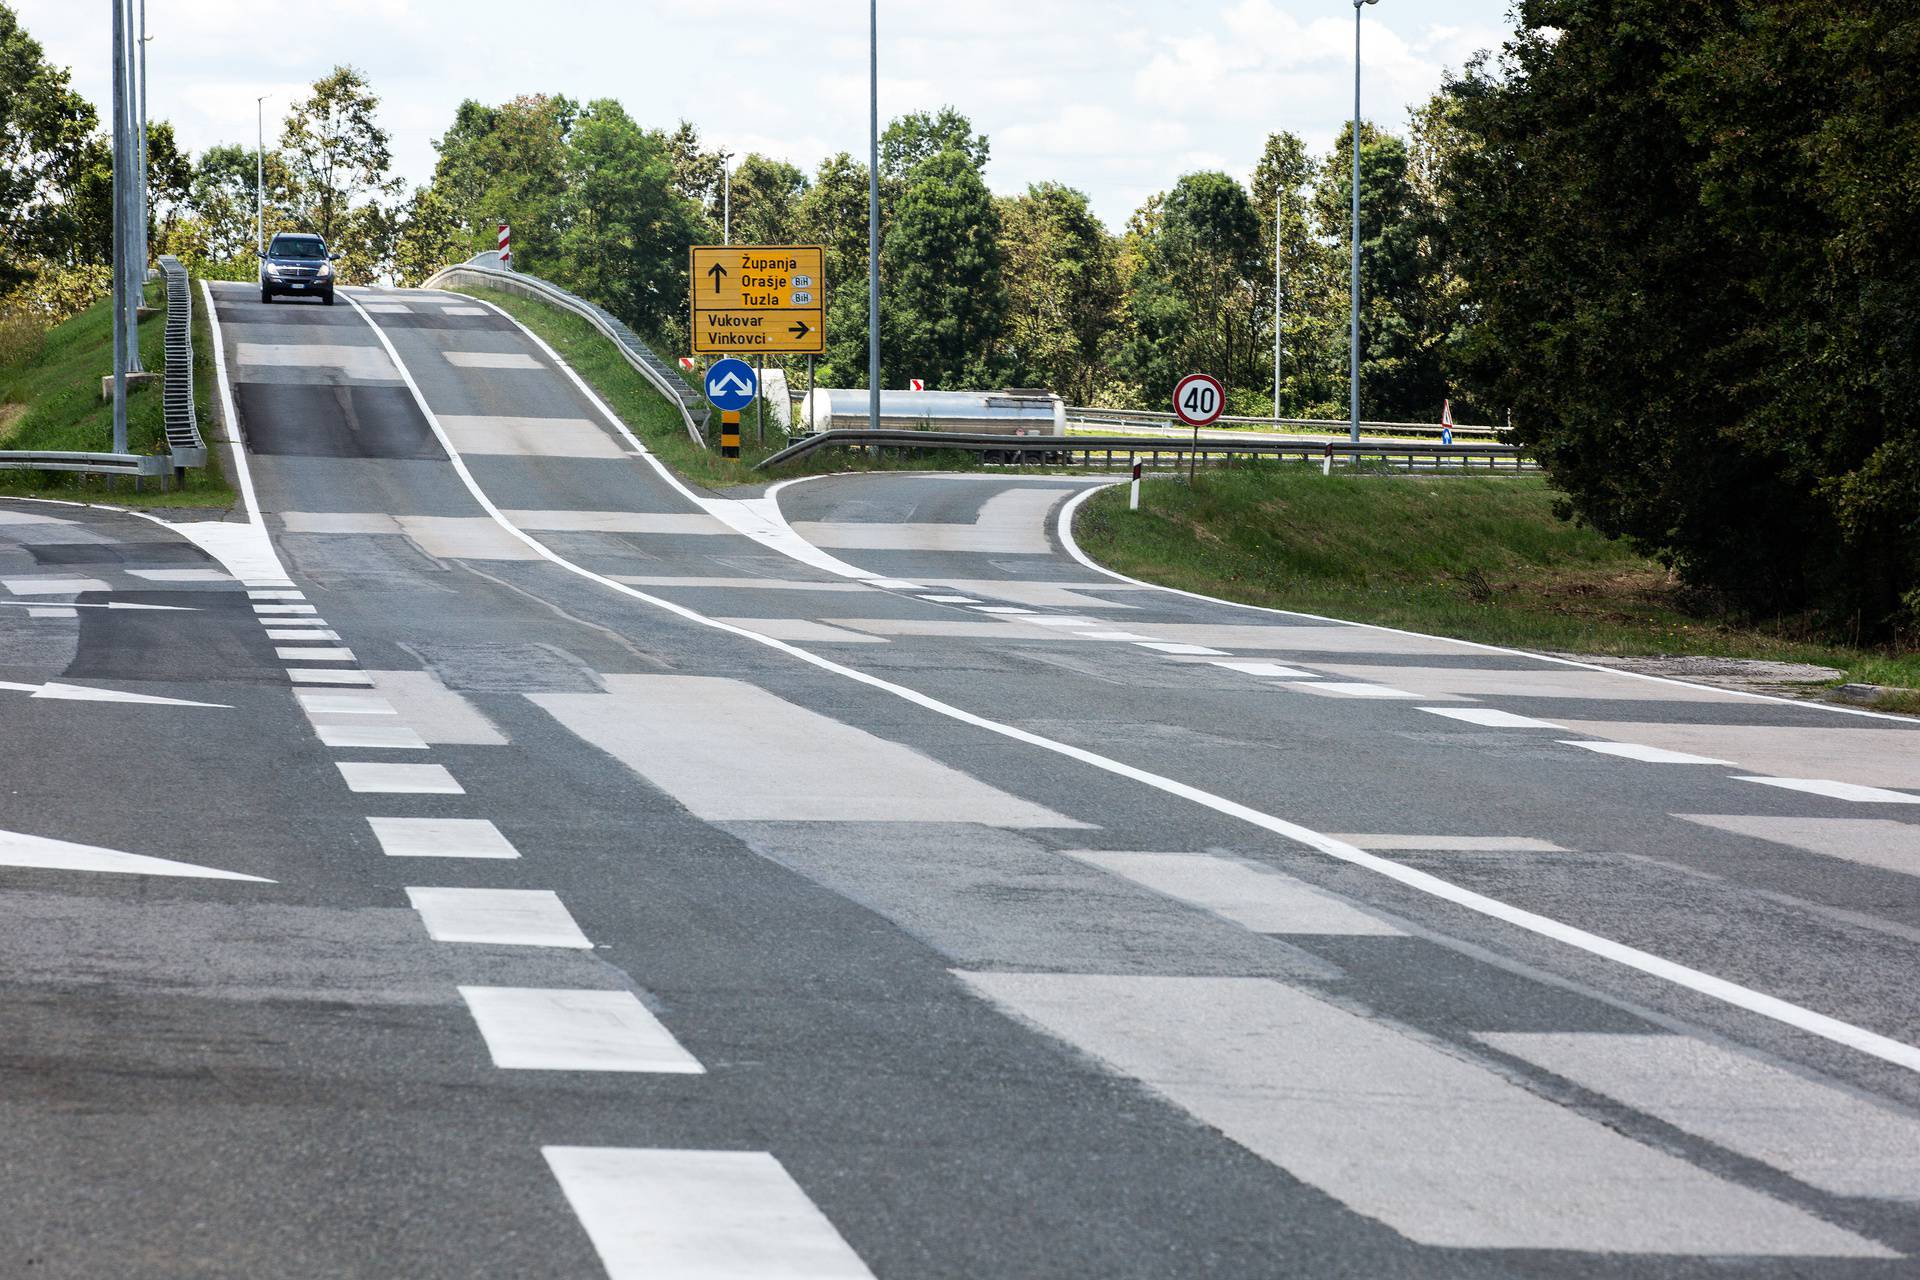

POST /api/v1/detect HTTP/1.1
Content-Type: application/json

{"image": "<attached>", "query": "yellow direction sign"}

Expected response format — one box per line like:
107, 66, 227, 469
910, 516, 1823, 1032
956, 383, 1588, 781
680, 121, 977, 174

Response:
689, 244, 825, 354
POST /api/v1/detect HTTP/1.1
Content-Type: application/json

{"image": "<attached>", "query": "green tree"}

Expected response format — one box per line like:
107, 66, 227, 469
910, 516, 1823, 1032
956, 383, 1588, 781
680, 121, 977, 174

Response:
279, 65, 400, 257
1251, 131, 1341, 415
430, 94, 576, 269
881, 144, 1007, 388
554, 99, 703, 336
392, 186, 466, 285
1119, 171, 1263, 405
724, 154, 807, 246
880, 106, 989, 183
0, 3, 102, 291
793, 151, 873, 385
997, 182, 1119, 402
1447, 0, 1920, 635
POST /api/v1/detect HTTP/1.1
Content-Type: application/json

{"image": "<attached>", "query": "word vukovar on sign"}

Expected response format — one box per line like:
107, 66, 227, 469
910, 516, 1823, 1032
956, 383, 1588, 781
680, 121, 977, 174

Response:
689, 244, 826, 354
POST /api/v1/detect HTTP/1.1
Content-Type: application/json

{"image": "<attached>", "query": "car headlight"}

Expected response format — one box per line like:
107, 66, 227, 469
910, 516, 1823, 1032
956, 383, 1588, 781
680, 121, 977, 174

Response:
317, 262, 333, 278
265, 264, 282, 277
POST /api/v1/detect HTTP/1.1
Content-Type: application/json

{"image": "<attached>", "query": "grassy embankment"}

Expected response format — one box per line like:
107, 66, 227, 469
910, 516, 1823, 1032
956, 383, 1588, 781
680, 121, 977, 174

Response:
452, 285, 995, 488
1075, 466, 1920, 704
0, 281, 231, 506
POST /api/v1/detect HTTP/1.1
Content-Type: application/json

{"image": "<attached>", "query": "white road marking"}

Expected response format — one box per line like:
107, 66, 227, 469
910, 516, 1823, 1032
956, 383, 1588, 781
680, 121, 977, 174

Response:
1075, 630, 1150, 641
313, 723, 430, 750
792, 489, 1061, 555
1738, 777, 1920, 805
295, 690, 396, 715
1280, 681, 1423, 699
407, 887, 590, 947
437, 414, 626, 459
0, 827, 270, 881
27, 606, 75, 619
247, 589, 305, 600
1482, 1032, 1920, 1201
267, 628, 339, 641
1423, 707, 1566, 729
961, 973, 1892, 1256
1021, 615, 1103, 628
128, 568, 231, 583
863, 578, 925, 590
4, 576, 110, 595
253, 603, 318, 615
9, 681, 230, 708
355, 292, 1920, 1075
368, 816, 519, 859
1210, 660, 1320, 679
1070, 851, 1406, 935
971, 605, 1037, 615
1135, 641, 1226, 655
457, 987, 704, 1072
533, 674, 1084, 826
443, 350, 542, 369
1332, 834, 1569, 853
542, 1147, 875, 1280
614, 575, 875, 593
1558, 720, 1920, 789
1675, 815, 1920, 877
358, 302, 411, 313
275, 646, 355, 662
235, 343, 396, 378
501, 510, 731, 535
366, 670, 508, 745
437, 305, 485, 316
920, 595, 980, 604
287, 668, 374, 685
336, 762, 463, 794
1561, 741, 1734, 765
714, 618, 889, 644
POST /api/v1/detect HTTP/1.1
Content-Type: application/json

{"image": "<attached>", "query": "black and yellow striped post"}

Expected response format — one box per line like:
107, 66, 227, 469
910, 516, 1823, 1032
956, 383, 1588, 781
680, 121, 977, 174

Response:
720, 410, 741, 459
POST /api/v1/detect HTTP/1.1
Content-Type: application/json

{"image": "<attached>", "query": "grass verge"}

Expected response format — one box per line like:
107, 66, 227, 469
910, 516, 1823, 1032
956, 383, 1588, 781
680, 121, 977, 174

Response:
1074, 465, 1920, 704
452, 284, 1001, 488
0, 280, 231, 507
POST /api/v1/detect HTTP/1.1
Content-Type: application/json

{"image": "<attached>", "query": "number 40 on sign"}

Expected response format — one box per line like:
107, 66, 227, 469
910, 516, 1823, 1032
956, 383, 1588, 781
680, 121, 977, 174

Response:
1172, 372, 1225, 484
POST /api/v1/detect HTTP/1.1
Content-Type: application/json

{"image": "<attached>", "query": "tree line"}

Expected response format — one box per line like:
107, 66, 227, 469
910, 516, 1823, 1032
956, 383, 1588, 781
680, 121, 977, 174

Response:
3, 1, 1913, 640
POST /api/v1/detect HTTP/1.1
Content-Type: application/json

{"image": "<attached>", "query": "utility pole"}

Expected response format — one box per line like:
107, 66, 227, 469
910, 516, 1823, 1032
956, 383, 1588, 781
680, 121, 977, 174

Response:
128, 0, 148, 373
1350, 0, 1380, 446
256, 94, 269, 255
719, 152, 732, 246
108, 0, 129, 453
867, 0, 881, 433
1272, 194, 1283, 425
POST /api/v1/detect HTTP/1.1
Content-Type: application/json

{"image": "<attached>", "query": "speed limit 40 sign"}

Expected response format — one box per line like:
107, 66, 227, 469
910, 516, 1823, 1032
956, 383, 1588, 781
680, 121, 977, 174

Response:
1173, 373, 1225, 427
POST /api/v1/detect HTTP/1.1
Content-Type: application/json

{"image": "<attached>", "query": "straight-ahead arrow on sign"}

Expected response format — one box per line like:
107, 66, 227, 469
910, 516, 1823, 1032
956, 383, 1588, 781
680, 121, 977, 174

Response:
707, 263, 728, 294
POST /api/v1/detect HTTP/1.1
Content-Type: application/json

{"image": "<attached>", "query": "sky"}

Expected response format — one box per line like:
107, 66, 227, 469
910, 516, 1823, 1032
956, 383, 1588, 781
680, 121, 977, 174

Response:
19, 0, 1518, 229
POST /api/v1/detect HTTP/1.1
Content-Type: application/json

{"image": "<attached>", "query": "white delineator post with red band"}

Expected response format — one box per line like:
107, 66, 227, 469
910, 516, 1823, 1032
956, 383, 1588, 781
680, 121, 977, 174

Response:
1130, 455, 1142, 511
498, 222, 511, 269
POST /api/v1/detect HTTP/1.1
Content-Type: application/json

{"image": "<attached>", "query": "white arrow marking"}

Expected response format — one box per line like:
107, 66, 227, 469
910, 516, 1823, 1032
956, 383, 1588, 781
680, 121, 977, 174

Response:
709, 371, 754, 396
0, 680, 229, 708
0, 828, 272, 881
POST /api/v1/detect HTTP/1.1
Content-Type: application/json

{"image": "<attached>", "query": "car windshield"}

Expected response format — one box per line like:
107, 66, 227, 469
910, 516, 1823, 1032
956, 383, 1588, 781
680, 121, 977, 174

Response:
270, 238, 325, 260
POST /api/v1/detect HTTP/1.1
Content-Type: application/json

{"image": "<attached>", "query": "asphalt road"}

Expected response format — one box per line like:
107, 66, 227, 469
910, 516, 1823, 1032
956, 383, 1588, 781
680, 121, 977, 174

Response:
2, 279, 1918, 1277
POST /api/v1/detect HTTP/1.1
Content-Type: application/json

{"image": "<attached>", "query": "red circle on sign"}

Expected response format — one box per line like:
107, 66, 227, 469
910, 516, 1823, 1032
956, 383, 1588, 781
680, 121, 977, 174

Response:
1173, 373, 1225, 427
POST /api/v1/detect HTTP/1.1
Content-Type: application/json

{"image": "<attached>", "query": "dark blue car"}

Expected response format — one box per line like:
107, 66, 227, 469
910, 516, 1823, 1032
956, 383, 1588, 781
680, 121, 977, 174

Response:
259, 232, 339, 305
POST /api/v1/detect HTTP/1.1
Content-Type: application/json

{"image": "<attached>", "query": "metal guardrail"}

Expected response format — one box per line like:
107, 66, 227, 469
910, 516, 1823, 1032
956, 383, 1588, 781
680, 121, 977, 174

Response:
0, 449, 170, 478
1064, 404, 1499, 439
157, 255, 207, 472
753, 429, 1531, 473
422, 257, 709, 447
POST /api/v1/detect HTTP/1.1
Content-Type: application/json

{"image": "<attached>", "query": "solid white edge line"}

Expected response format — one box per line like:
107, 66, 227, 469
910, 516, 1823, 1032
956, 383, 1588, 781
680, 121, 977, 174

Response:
199, 279, 264, 526
1053, 483, 1920, 726
350, 292, 1920, 1076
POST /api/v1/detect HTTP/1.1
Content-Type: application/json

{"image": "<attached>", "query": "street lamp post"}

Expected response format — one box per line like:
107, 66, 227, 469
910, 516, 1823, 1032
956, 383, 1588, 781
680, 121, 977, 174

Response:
255, 94, 269, 256
718, 151, 732, 246
1272, 195, 1283, 425
109, 0, 129, 453
867, 0, 881, 433
1350, 0, 1379, 446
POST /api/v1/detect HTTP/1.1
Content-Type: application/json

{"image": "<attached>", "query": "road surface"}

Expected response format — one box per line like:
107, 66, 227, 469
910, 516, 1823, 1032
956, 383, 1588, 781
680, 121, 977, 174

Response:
1, 280, 1916, 1277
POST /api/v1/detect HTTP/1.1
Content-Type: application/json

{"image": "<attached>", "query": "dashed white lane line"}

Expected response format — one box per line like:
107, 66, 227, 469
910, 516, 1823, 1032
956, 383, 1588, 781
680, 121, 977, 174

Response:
443, 350, 542, 369
457, 987, 704, 1072
407, 887, 591, 947
1211, 660, 1321, 679
28, 606, 76, 619
1737, 777, 1920, 805
267, 627, 340, 641
276, 646, 355, 662
253, 602, 317, 615
314, 723, 430, 750
971, 605, 1036, 615
295, 690, 396, 716
1334, 834, 1570, 853
1021, 615, 1102, 628
1561, 741, 1734, 765
1071, 851, 1407, 936
1281, 681, 1422, 700
4, 576, 110, 595
247, 589, 305, 601
1136, 641, 1226, 656
369, 816, 520, 859
1076, 630, 1150, 641
864, 578, 925, 590
288, 668, 375, 685
919, 594, 978, 604
336, 762, 463, 794
128, 568, 232, 583
542, 1147, 876, 1280
1424, 707, 1566, 729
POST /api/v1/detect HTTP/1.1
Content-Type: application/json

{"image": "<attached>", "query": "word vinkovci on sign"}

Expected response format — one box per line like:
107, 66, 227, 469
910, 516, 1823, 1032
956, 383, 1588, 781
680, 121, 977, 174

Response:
690, 244, 826, 354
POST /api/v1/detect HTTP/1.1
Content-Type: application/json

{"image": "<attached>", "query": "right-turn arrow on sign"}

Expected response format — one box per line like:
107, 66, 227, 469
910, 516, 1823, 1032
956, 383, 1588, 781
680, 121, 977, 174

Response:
689, 244, 826, 354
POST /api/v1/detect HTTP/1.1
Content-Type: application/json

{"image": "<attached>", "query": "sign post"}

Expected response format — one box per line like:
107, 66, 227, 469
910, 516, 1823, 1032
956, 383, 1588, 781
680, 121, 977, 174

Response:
1172, 372, 1226, 484
704, 357, 758, 460
690, 244, 826, 356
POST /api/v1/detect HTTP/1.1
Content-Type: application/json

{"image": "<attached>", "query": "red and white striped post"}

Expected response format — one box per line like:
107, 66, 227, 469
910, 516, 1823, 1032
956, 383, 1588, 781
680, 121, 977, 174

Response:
1129, 454, 1141, 510
497, 222, 511, 269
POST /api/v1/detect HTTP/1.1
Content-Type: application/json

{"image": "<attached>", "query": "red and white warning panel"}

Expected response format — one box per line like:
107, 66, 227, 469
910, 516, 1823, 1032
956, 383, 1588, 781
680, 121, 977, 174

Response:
910, 378, 925, 392
498, 222, 511, 268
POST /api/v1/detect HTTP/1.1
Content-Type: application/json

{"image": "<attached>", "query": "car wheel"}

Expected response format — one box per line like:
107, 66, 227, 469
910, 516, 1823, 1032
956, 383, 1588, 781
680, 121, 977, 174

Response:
323, 289, 335, 306
260, 288, 271, 304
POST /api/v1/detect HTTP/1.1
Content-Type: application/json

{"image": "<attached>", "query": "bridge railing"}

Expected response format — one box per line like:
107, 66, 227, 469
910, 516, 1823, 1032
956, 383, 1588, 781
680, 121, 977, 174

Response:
157, 255, 207, 473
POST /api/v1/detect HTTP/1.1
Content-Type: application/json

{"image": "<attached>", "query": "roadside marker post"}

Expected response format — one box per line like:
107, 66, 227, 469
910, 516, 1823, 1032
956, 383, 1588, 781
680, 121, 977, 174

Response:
704, 357, 758, 460
1129, 455, 1141, 511
1323, 441, 1335, 476
720, 411, 741, 459
910, 377, 925, 392
498, 223, 511, 269
1172, 372, 1225, 485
